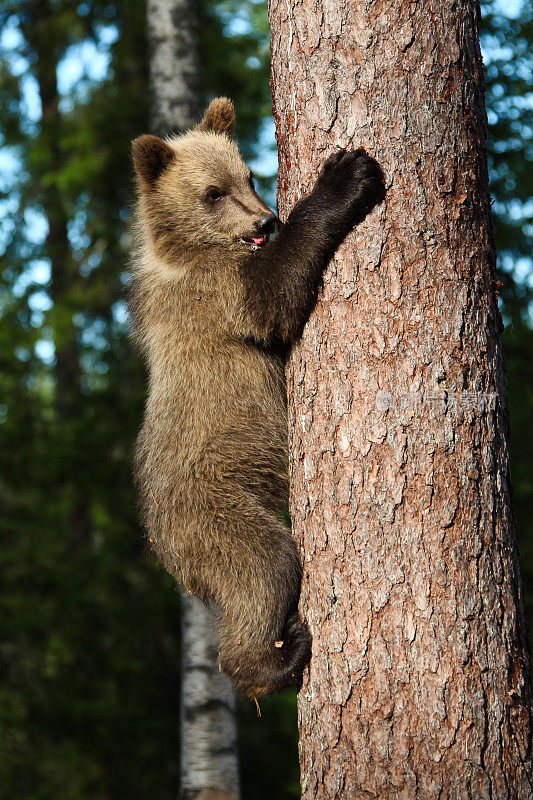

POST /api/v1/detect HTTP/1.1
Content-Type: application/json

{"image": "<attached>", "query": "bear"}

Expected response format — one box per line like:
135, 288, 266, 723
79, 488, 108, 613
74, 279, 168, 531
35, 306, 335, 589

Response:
130, 97, 385, 697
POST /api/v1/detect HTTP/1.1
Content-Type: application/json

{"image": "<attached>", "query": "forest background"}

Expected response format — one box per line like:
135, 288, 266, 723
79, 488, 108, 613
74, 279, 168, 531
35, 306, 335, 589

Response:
0, 0, 531, 798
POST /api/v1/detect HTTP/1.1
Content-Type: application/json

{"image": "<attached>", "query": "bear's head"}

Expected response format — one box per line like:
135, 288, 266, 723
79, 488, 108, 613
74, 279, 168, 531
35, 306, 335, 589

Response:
132, 98, 277, 260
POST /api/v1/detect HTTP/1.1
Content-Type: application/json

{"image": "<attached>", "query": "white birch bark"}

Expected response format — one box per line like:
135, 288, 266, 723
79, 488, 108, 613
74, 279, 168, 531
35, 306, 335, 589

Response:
180, 596, 240, 800
146, 2, 240, 797
147, 0, 202, 135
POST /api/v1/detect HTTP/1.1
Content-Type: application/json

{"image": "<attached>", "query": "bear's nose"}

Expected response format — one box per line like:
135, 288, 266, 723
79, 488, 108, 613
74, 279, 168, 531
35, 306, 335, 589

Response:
255, 214, 278, 235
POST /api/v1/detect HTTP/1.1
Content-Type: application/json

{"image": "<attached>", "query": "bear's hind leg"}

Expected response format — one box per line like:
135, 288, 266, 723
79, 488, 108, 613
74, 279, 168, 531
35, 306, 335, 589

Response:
219, 605, 311, 698
197, 494, 311, 697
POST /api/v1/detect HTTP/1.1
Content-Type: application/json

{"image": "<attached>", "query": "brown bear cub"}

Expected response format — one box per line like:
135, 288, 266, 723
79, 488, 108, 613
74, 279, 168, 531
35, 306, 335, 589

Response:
130, 98, 385, 697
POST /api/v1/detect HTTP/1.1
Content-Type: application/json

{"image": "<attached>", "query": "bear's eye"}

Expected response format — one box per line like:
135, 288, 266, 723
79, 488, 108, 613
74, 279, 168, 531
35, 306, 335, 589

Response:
205, 187, 225, 203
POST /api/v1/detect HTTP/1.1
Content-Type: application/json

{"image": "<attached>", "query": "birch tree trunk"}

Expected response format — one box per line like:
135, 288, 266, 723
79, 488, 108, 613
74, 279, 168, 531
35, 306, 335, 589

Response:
269, 0, 533, 797
146, 5, 240, 798
180, 595, 241, 800
147, 0, 202, 136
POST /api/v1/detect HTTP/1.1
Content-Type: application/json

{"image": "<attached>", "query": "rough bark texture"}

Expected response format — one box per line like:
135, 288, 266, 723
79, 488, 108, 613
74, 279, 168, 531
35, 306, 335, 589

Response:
147, 0, 202, 136
146, 5, 239, 798
269, 0, 533, 797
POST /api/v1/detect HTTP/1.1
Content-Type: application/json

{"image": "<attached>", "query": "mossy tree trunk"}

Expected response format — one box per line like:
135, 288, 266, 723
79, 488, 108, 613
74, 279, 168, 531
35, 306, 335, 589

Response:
269, 0, 533, 796
146, 3, 240, 798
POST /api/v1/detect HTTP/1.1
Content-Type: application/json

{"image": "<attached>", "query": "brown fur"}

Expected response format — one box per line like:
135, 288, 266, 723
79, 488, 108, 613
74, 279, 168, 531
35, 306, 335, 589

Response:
130, 98, 385, 696
196, 96, 236, 137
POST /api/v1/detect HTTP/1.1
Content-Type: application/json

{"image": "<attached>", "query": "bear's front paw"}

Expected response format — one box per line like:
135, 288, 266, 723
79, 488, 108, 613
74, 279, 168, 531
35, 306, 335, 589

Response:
318, 147, 366, 176
314, 148, 386, 223
350, 151, 386, 209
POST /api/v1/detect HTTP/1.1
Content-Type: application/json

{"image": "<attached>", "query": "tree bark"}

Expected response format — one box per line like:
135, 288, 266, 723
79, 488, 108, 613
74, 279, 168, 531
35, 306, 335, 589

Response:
269, 0, 533, 797
147, 0, 203, 136
146, 4, 240, 799
180, 595, 241, 800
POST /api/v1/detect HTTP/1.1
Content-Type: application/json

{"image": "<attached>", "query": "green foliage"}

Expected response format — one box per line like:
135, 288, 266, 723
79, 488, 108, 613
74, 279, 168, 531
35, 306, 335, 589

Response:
238, 692, 300, 800
504, 321, 533, 628
0, 2, 184, 797
481, 0, 533, 320
480, 0, 533, 633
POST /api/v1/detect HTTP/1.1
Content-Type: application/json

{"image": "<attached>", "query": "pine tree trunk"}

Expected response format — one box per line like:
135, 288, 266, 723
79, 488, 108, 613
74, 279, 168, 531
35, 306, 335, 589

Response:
146, 4, 240, 798
269, 0, 533, 797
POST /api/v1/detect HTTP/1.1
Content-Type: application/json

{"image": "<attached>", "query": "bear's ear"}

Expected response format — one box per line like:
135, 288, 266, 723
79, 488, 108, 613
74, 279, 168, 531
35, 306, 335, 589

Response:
197, 97, 235, 138
132, 135, 175, 187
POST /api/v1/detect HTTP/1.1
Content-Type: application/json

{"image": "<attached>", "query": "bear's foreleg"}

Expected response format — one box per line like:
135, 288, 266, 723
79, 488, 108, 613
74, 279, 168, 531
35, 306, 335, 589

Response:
239, 149, 385, 342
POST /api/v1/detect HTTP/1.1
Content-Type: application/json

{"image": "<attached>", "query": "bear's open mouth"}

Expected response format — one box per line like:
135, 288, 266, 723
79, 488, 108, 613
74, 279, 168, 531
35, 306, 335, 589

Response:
240, 234, 270, 250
